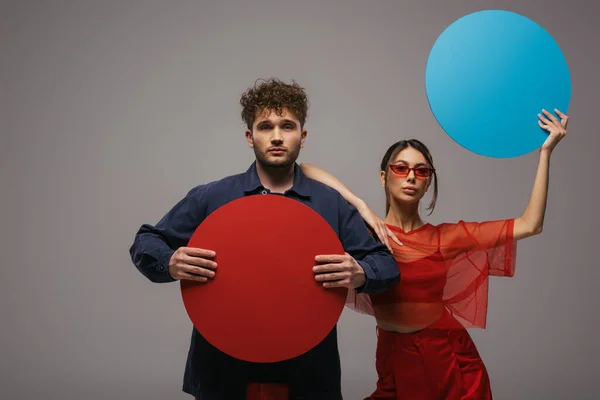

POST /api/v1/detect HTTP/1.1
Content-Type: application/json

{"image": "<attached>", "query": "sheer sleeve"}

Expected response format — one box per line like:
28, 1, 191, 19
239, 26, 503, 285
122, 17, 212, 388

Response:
345, 286, 376, 317
441, 219, 516, 277
441, 219, 517, 328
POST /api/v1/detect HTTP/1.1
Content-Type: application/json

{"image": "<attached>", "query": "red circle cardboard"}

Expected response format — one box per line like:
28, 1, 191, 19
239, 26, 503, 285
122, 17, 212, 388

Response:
180, 194, 347, 363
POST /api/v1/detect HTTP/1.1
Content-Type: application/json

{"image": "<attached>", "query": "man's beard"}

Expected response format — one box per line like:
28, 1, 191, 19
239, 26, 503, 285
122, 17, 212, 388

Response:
253, 143, 301, 169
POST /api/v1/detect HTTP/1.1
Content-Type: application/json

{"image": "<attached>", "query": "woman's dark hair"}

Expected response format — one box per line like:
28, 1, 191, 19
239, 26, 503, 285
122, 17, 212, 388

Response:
380, 139, 438, 215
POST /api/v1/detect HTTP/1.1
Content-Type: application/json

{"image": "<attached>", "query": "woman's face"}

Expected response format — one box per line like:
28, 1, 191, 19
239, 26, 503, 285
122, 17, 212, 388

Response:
381, 147, 433, 206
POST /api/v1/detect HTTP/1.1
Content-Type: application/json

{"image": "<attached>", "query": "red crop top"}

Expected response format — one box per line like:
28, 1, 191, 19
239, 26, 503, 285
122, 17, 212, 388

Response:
347, 219, 516, 329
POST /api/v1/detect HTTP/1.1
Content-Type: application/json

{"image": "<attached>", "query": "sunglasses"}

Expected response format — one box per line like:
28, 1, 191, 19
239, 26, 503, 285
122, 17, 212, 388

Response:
389, 164, 435, 178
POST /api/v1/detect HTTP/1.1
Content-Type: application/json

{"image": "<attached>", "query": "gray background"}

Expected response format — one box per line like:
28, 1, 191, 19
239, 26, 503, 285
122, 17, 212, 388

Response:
1, 0, 598, 399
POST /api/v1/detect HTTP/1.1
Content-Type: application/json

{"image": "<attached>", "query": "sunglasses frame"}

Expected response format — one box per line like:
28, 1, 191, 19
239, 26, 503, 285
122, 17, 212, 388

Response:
389, 164, 435, 178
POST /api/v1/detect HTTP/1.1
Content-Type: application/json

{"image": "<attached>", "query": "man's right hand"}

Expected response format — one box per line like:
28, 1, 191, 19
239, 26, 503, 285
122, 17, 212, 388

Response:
168, 247, 217, 282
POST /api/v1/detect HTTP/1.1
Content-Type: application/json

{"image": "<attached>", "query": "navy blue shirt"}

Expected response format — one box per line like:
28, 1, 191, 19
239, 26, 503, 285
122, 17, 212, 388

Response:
129, 162, 399, 399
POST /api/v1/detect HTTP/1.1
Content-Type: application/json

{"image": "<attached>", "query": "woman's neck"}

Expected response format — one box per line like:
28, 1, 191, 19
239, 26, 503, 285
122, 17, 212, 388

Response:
385, 203, 426, 232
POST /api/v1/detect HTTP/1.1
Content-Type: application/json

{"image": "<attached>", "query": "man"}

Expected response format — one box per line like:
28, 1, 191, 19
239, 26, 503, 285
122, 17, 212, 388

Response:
129, 78, 399, 399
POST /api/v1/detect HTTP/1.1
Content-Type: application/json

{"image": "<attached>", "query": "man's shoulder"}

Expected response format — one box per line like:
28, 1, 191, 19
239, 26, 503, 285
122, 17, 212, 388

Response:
304, 178, 352, 206
186, 171, 247, 198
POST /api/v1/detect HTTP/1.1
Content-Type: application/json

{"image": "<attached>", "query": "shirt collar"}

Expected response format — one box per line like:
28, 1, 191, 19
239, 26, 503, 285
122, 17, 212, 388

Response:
242, 161, 311, 198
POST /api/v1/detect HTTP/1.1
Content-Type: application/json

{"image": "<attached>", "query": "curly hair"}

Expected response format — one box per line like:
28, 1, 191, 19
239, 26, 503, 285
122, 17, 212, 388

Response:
240, 78, 308, 130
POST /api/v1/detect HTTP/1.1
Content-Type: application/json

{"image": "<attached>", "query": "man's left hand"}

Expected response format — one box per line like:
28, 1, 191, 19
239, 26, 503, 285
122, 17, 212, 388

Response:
313, 253, 366, 289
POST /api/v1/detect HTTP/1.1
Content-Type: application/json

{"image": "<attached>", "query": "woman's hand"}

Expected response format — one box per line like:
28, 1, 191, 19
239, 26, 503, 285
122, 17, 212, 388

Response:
538, 108, 568, 153
356, 202, 402, 252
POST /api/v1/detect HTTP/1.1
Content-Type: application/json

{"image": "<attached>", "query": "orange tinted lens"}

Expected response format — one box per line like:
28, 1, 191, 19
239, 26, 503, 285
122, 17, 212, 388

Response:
414, 168, 432, 177
390, 165, 408, 175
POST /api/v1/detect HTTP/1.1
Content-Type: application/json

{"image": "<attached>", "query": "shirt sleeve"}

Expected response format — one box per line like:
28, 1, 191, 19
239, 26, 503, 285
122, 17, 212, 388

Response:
336, 195, 400, 294
441, 219, 517, 328
129, 185, 209, 283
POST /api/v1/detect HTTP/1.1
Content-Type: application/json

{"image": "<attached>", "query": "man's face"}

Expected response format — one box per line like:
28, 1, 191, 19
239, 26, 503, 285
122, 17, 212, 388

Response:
245, 108, 307, 169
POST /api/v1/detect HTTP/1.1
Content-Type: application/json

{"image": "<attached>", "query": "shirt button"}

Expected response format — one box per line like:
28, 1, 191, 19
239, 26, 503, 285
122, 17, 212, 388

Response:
261, 190, 268, 195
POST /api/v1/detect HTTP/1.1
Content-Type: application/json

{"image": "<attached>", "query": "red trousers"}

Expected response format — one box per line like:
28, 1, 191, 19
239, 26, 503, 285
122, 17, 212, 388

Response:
196, 382, 289, 400
365, 312, 492, 400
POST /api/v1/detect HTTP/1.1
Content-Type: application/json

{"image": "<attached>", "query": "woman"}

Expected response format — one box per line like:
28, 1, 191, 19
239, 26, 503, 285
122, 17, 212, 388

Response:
300, 109, 569, 399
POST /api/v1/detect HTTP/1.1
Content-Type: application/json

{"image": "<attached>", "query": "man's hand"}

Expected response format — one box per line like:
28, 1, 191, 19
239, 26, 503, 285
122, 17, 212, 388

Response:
169, 247, 217, 282
313, 252, 366, 289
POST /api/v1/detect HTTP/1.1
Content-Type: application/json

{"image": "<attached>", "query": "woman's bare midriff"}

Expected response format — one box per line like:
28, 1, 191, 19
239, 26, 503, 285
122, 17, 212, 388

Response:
374, 302, 446, 333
